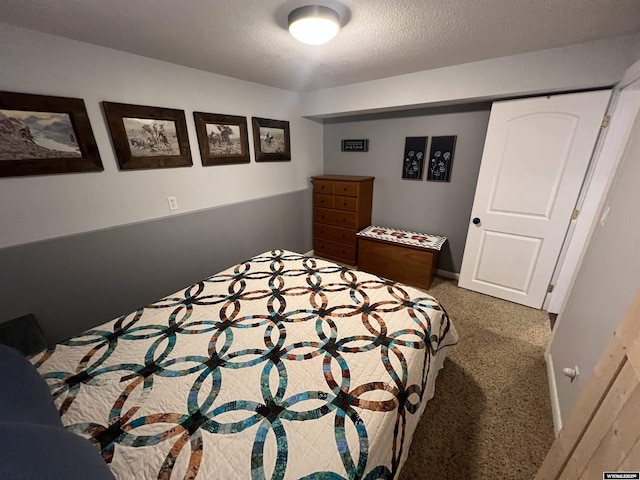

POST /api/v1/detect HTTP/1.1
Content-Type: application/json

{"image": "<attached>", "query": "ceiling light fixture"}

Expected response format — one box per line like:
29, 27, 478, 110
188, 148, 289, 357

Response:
288, 5, 340, 46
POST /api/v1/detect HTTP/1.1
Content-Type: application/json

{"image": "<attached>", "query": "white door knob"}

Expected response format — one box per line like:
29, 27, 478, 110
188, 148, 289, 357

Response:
562, 366, 579, 382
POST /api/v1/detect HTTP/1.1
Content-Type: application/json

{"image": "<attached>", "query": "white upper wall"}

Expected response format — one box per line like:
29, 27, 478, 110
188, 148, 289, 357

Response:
0, 23, 324, 249
300, 33, 640, 119
2, 23, 639, 250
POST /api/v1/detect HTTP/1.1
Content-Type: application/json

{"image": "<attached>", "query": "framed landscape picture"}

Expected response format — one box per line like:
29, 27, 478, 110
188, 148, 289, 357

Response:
193, 112, 250, 166
251, 117, 291, 162
0, 91, 103, 177
427, 135, 457, 182
401, 136, 427, 180
102, 102, 192, 170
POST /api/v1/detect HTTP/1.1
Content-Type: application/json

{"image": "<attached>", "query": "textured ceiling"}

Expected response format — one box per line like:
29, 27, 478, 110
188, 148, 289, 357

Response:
1, 0, 639, 92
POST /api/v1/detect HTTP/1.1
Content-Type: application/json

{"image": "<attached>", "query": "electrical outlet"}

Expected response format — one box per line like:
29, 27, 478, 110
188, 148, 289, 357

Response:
167, 196, 178, 211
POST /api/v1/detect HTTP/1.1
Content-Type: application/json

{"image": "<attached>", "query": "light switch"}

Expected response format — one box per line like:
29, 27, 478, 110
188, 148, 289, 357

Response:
167, 196, 178, 211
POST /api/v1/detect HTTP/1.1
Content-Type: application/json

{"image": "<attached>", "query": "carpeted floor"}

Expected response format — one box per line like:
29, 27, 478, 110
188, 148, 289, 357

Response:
398, 276, 556, 480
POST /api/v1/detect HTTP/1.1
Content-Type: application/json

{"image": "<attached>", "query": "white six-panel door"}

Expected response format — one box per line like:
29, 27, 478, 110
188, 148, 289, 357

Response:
459, 90, 611, 308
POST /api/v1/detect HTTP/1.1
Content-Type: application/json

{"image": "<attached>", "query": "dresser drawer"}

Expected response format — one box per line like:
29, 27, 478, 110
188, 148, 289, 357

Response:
333, 195, 357, 212
314, 207, 356, 229
334, 181, 359, 197
313, 193, 334, 209
313, 223, 356, 246
314, 238, 356, 264
310, 175, 374, 266
313, 179, 334, 195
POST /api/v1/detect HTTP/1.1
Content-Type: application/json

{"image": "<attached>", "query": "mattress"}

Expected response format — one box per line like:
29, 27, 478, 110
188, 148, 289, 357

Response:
33, 250, 458, 479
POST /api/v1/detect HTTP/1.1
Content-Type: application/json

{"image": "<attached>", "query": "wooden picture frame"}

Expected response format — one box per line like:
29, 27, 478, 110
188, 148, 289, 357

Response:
251, 117, 291, 162
102, 101, 192, 170
0, 91, 103, 177
193, 112, 250, 166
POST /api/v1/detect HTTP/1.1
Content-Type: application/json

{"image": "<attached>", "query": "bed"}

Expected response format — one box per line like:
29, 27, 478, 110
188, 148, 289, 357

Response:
32, 250, 458, 479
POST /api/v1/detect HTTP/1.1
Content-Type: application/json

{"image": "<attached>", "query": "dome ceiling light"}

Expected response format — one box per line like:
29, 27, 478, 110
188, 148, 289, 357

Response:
288, 5, 341, 46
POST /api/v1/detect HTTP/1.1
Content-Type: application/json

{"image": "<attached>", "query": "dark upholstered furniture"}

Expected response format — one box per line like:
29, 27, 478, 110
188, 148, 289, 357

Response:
0, 344, 61, 427
0, 345, 115, 480
0, 313, 48, 356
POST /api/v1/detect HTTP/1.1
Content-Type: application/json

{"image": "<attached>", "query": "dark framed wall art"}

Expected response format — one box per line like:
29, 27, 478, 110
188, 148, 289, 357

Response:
341, 139, 369, 152
0, 91, 103, 177
251, 117, 291, 162
102, 101, 192, 170
427, 135, 457, 182
401, 136, 427, 180
193, 112, 250, 166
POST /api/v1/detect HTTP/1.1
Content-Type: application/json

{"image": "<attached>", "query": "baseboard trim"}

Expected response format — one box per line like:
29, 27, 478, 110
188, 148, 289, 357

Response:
546, 352, 563, 436
437, 269, 460, 280
304, 250, 314, 256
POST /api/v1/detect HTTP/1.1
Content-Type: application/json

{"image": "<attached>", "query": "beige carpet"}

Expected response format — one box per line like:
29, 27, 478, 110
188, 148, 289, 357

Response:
398, 276, 556, 479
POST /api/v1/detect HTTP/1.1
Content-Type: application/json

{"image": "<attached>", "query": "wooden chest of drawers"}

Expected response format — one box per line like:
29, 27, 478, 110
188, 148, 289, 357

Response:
311, 175, 374, 265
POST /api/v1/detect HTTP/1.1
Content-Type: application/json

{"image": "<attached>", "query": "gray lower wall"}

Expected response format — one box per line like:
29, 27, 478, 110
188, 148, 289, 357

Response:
323, 104, 492, 273
0, 189, 312, 344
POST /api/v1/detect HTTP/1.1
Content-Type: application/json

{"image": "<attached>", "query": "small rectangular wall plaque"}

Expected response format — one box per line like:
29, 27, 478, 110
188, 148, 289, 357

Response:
341, 139, 369, 152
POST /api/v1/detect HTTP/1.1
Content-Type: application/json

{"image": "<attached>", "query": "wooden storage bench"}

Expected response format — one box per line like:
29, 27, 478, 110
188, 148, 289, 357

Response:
357, 226, 447, 290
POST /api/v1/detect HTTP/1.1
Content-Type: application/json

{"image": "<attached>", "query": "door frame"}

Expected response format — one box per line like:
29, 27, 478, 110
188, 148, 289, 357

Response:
544, 59, 640, 434
545, 86, 640, 314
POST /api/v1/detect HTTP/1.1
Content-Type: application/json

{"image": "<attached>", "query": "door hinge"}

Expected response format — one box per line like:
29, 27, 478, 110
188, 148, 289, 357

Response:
547, 284, 555, 293
601, 115, 611, 128
571, 209, 580, 220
